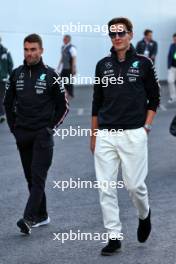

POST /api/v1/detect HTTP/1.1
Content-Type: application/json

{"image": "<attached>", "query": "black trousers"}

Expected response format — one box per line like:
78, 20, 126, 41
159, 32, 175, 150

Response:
0, 81, 6, 116
61, 69, 74, 97
14, 127, 54, 221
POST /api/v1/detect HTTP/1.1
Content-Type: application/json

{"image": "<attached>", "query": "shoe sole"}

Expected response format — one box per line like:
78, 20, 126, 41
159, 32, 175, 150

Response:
17, 220, 31, 235
32, 217, 51, 228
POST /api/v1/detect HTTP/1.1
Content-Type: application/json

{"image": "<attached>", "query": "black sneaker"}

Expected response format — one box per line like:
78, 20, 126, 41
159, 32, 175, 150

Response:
32, 216, 50, 228
0, 116, 6, 123
17, 218, 32, 235
137, 209, 151, 243
101, 239, 121, 256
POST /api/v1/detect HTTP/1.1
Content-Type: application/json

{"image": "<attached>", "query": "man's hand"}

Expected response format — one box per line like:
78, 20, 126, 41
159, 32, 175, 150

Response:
91, 116, 98, 154
71, 56, 77, 76
90, 135, 96, 154
151, 55, 155, 61
144, 127, 150, 134
144, 110, 156, 134
71, 67, 76, 76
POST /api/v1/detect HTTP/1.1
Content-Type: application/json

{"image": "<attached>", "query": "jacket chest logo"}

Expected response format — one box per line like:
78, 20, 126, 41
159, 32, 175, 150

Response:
105, 62, 113, 69
35, 73, 47, 93
16, 77, 24, 91
16, 71, 25, 91
103, 69, 114, 75
127, 60, 140, 77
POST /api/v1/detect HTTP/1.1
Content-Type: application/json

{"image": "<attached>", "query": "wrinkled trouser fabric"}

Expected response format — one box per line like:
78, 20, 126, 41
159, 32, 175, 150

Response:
94, 127, 149, 238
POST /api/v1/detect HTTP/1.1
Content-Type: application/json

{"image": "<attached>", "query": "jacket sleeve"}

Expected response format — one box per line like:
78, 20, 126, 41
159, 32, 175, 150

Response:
92, 62, 104, 116
3, 71, 16, 132
50, 71, 69, 129
168, 44, 172, 69
151, 41, 158, 57
7, 52, 13, 76
136, 41, 141, 54
144, 59, 160, 112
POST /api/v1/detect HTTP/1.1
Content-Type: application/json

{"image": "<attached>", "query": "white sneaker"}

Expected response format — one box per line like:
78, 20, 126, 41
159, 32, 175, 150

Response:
32, 216, 51, 228
168, 98, 176, 104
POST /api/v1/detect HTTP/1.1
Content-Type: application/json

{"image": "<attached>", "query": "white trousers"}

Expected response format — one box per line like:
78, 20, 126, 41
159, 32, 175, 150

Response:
168, 67, 176, 100
94, 127, 149, 238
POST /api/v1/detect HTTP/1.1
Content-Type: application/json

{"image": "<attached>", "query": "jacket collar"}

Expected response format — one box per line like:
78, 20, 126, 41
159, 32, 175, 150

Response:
110, 44, 136, 62
23, 57, 44, 69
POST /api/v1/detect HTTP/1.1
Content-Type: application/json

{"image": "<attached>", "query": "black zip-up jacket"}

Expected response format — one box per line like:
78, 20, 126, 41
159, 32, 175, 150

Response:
136, 39, 158, 62
4, 58, 69, 132
92, 45, 160, 130
0, 44, 13, 81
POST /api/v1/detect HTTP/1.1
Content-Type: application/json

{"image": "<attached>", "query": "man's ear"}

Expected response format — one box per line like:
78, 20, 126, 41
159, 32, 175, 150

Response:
129, 32, 133, 41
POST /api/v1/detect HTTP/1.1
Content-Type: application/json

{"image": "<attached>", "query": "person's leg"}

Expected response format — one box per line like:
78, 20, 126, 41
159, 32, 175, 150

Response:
23, 128, 53, 221
38, 193, 48, 219
118, 128, 149, 220
61, 69, 74, 98
16, 129, 48, 220
18, 144, 33, 191
168, 67, 176, 101
14, 129, 35, 234
94, 131, 121, 239
66, 69, 74, 98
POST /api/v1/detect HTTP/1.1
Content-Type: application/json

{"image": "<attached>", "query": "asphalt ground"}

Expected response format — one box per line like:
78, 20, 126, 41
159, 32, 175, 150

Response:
0, 84, 176, 264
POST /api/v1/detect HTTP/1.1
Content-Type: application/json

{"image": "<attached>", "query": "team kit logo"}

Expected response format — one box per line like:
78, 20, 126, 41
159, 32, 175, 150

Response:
35, 73, 47, 94
16, 72, 25, 91
132, 60, 140, 68
127, 60, 140, 82
103, 60, 140, 84
39, 73, 46, 81
105, 62, 113, 69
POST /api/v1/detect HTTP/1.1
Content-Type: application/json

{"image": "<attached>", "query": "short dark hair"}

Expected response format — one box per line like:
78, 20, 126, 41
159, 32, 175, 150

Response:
108, 17, 133, 32
173, 33, 176, 38
64, 35, 71, 41
144, 29, 152, 36
24, 34, 43, 48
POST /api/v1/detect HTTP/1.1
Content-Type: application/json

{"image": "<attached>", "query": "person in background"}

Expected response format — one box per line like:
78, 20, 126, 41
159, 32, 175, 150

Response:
167, 33, 176, 103
136, 29, 158, 64
57, 35, 77, 100
0, 36, 13, 123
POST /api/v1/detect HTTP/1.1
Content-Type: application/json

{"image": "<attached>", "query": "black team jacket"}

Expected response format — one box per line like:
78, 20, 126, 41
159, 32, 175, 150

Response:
92, 44, 160, 130
4, 58, 69, 132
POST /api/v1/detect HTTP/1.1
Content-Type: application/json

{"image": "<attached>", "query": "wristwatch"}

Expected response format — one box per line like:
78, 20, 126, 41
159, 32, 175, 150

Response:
144, 124, 152, 131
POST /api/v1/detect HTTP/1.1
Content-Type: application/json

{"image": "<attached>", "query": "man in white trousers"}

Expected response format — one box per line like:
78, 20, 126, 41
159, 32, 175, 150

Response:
90, 17, 160, 256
